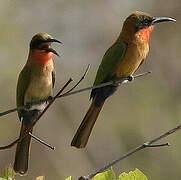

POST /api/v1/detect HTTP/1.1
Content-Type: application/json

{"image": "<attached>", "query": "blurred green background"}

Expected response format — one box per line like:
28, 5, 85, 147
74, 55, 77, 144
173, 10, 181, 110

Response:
0, 0, 180, 179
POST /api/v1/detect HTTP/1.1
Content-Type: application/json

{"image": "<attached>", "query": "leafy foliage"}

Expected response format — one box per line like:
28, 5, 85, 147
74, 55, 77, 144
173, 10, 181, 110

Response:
0, 166, 148, 180
92, 168, 148, 180
93, 169, 116, 180
35, 176, 46, 180
0, 165, 15, 180
118, 169, 148, 180
65, 177, 72, 180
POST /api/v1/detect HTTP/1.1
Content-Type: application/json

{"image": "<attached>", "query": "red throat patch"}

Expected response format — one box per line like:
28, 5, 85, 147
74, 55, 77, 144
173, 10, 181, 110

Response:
137, 25, 154, 43
33, 50, 54, 64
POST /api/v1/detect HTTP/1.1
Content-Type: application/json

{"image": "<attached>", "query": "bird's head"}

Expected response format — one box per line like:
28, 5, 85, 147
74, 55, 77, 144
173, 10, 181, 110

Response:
126, 11, 176, 31
121, 11, 176, 42
30, 32, 62, 58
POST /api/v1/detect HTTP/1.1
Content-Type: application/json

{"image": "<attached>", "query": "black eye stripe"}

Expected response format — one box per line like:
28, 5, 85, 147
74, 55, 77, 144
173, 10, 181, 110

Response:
136, 18, 153, 31
30, 39, 48, 49
142, 19, 152, 24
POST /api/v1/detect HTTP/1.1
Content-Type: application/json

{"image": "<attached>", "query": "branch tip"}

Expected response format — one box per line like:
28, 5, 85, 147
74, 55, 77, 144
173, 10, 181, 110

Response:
144, 142, 170, 148
29, 132, 55, 150
0, 70, 150, 118
62, 64, 90, 95
80, 124, 181, 179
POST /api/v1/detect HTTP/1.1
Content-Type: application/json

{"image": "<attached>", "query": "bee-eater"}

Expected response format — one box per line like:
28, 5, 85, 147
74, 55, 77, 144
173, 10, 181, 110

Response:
71, 11, 176, 148
14, 32, 61, 175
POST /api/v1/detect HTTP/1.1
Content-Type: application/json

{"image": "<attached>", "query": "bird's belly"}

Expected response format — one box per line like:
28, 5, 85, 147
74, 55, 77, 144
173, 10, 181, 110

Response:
24, 74, 52, 106
116, 43, 149, 77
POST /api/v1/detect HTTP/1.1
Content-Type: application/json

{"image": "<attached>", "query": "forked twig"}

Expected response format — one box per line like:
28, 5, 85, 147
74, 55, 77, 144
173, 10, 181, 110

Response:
0, 65, 90, 149
78, 124, 181, 180
0, 65, 91, 117
63, 64, 90, 95
59, 71, 151, 98
0, 79, 72, 150
0, 70, 150, 150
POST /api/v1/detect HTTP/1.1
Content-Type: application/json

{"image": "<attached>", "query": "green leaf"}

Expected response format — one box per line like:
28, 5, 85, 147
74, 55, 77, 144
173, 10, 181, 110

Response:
65, 177, 72, 180
118, 169, 148, 180
93, 169, 116, 180
1, 165, 15, 180
35, 176, 45, 180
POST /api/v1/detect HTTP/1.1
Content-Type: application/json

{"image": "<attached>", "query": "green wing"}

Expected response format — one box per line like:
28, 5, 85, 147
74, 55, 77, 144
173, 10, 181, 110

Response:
16, 66, 31, 120
93, 42, 127, 86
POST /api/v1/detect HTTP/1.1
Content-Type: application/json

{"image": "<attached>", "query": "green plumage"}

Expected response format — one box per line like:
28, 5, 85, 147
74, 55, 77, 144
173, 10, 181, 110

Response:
93, 42, 127, 86
71, 11, 177, 148
16, 66, 31, 119
16, 66, 55, 120
90, 42, 127, 100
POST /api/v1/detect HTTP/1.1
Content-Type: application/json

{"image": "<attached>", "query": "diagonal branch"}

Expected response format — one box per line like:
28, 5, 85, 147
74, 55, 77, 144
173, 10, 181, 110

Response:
29, 132, 55, 150
59, 71, 151, 98
0, 65, 91, 117
0, 79, 72, 150
0, 70, 151, 150
78, 124, 181, 180
0, 71, 151, 118
0, 65, 90, 150
63, 64, 90, 95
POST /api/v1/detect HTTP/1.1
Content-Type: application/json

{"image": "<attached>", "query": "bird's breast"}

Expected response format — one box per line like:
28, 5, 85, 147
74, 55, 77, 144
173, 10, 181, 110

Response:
115, 42, 149, 76
24, 61, 54, 109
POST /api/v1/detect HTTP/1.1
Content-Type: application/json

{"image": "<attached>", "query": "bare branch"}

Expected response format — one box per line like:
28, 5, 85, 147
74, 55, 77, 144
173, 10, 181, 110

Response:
79, 124, 181, 180
0, 70, 151, 118
143, 142, 170, 148
0, 79, 72, 150
59, 71, 151, 98
29, 132, 55, 150
63, 64, 90, 95
0, 138, 20, 150
0, 65, 90, 149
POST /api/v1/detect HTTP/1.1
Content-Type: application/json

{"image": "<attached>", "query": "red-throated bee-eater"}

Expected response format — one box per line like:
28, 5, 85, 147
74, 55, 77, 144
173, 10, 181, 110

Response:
71, 11, 176, 148
14, 32, 61, 175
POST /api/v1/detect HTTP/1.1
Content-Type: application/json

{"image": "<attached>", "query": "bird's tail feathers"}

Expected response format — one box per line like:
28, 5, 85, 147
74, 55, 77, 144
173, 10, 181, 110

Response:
14, 122, 32, 175
71, 99, 105, 148
13, 109, 42, 175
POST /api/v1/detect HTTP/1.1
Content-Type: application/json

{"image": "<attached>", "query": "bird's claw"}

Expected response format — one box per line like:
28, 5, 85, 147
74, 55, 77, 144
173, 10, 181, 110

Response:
46, 96, 53, 103
25, 103, 31, 110
47, 96, 53, 101
127, 75, 134, 82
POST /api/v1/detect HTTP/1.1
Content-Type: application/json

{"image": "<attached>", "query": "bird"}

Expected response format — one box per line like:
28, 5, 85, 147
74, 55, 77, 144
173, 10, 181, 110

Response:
71, 11, 176, 148
14, 32, 61, 175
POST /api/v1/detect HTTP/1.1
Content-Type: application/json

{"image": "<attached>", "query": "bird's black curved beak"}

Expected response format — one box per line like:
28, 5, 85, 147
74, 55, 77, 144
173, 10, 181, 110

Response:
41, 38, 62, 56
43, 47, 60, 56
152, 17, 176, 25
45, 38, 62, 44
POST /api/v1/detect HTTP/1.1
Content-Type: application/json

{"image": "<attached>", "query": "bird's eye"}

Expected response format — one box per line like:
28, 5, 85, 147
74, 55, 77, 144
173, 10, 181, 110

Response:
143, 19, 152, 25
38, 43, 51, 50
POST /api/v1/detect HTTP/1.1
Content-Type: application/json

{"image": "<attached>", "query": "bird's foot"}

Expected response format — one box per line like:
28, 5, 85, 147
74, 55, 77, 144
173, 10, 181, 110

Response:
47, 96, 53, 103
25, 102, 32, 110
127, 75, 134, 82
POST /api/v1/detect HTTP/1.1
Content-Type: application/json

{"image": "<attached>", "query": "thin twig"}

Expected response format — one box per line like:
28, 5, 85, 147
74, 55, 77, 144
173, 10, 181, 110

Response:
143, 142, 170, 148
0, 65, 90, 149
29, 132, 55, 150
0, 79, 72, 150
0, 138, 19, 150
79, 124, 181, 180
0, 71, 150, 118
32, 78, 73, 128
63, 64, 90, 95
59, 71, 151, 98
23, 65, 91, 150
